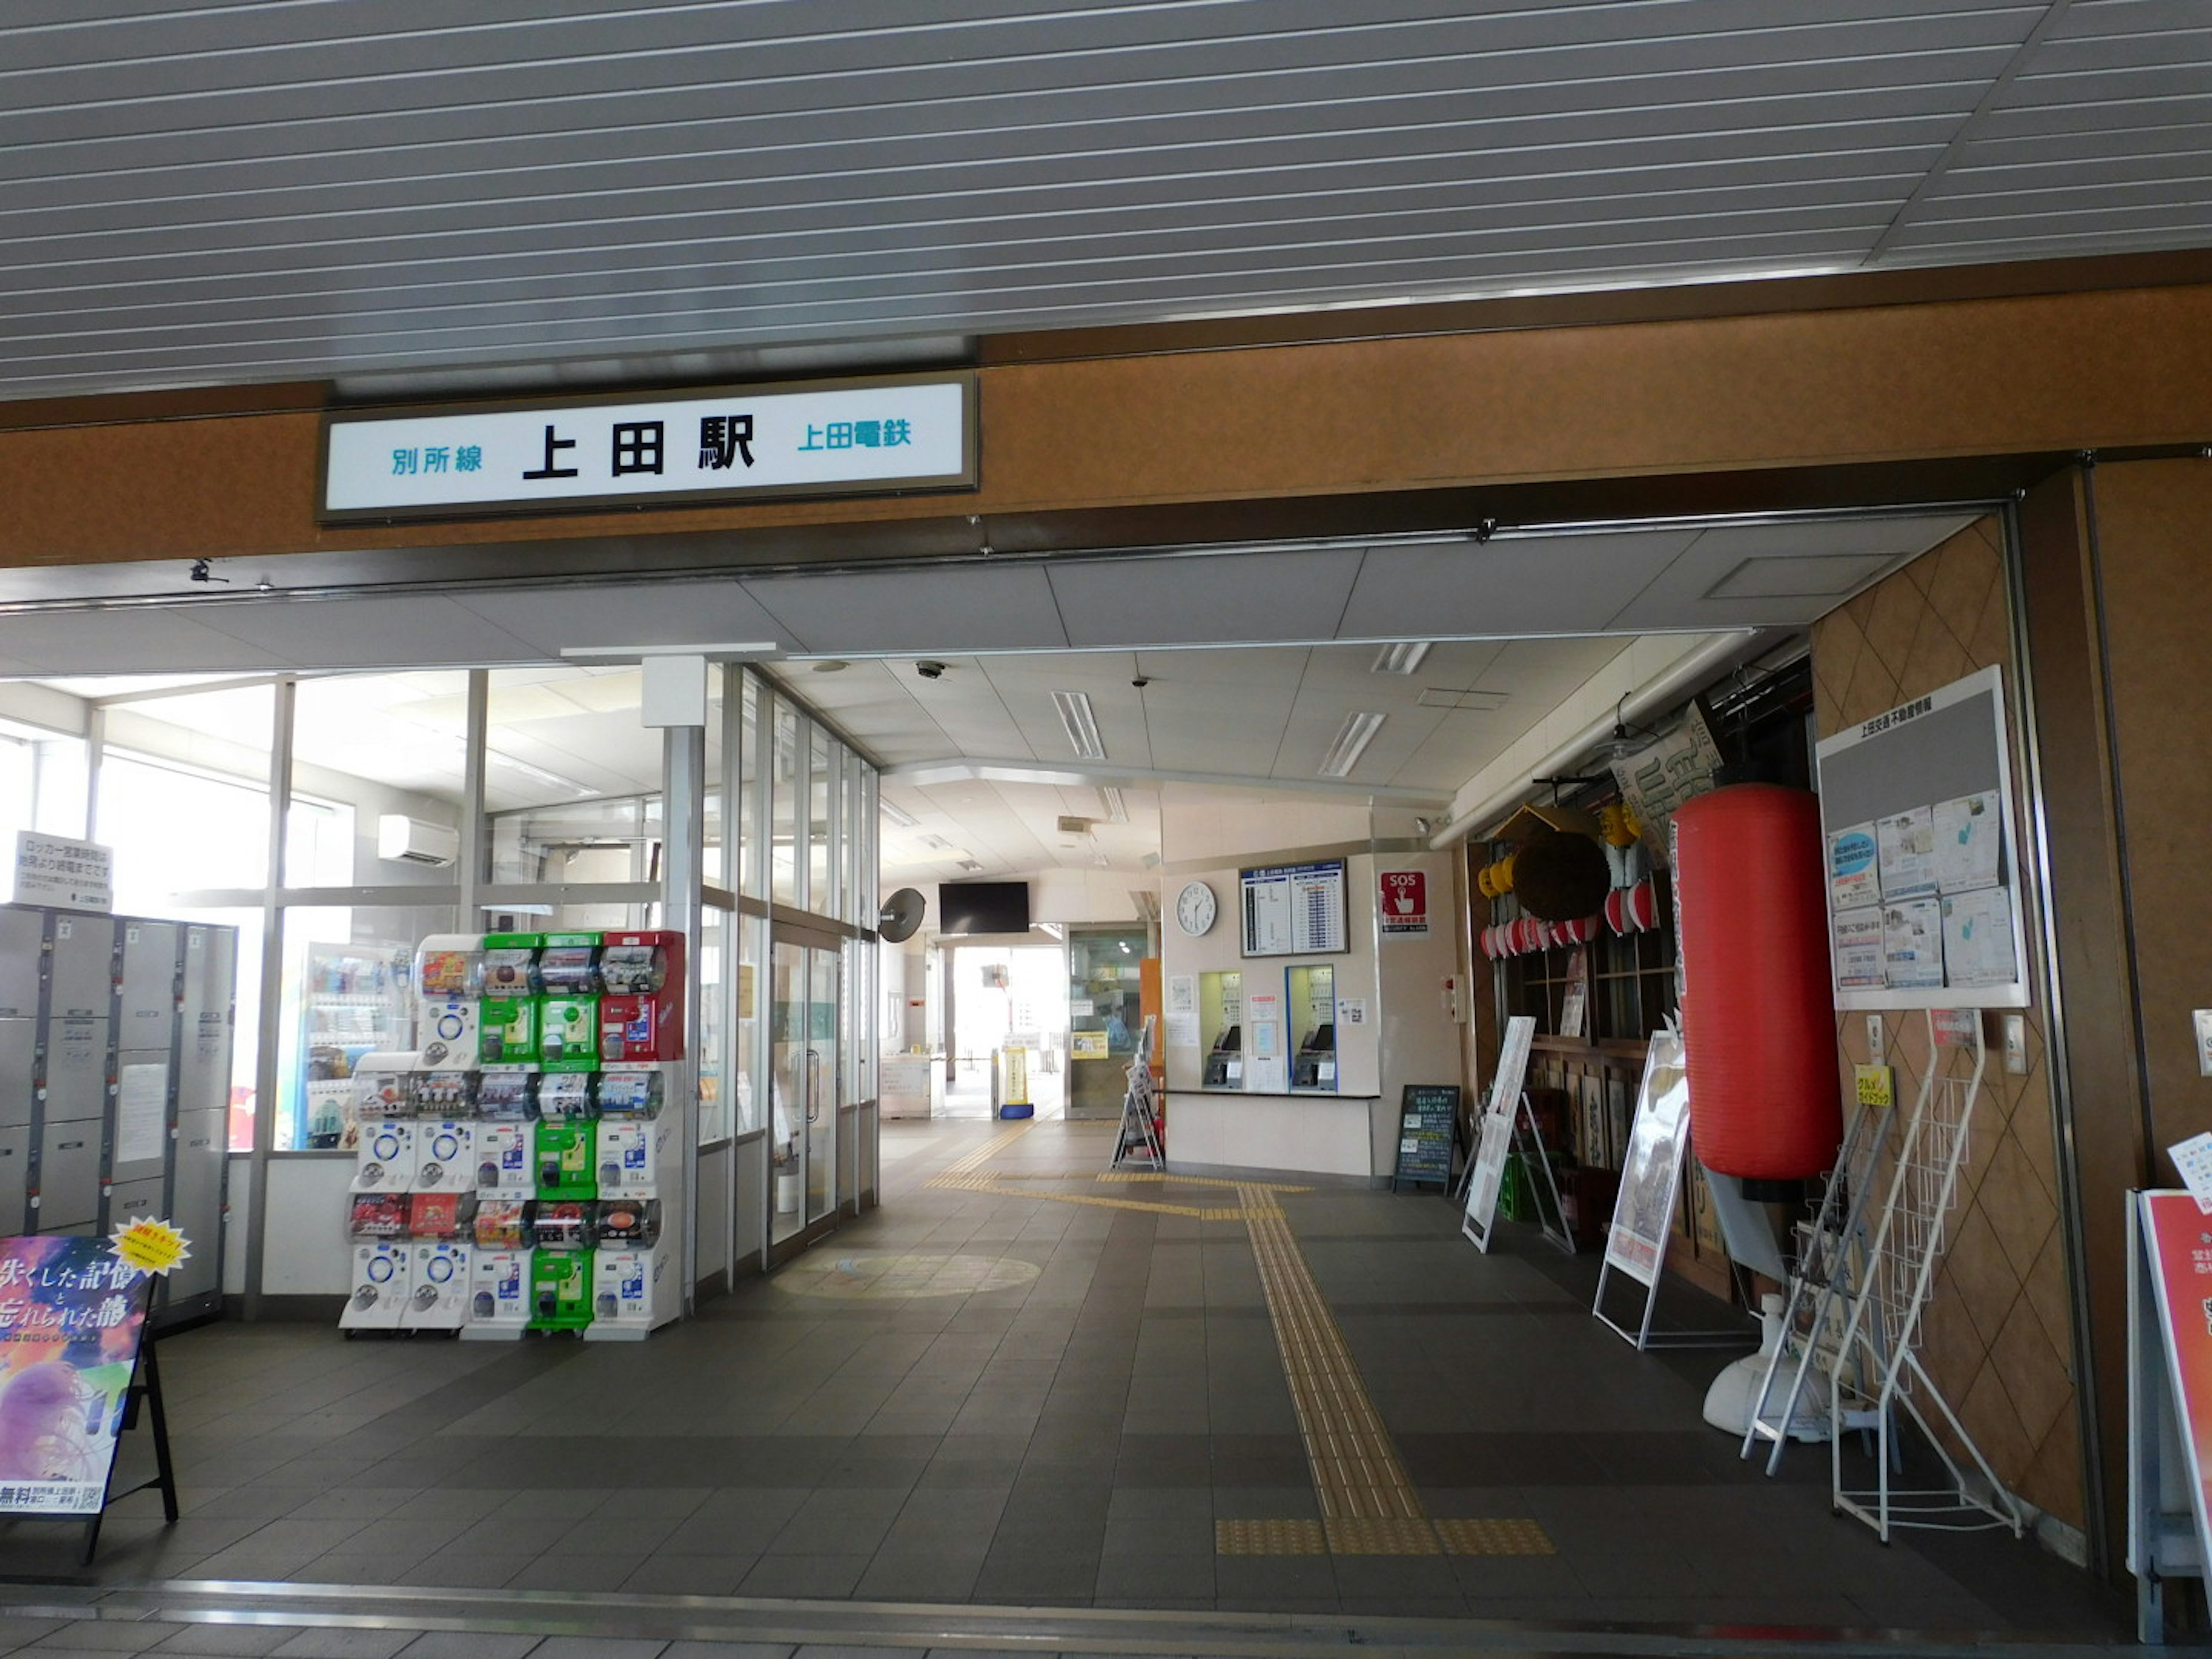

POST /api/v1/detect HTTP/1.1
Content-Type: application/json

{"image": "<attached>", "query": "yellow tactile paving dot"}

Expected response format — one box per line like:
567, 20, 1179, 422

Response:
1216, 1518, 1327, 1555
1435, 1517, 1558, 1556
1325, 1517, 1444, 1555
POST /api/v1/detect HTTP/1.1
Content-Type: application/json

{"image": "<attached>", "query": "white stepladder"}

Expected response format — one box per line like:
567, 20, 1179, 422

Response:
1828, 1009, 2024, 1541
1740, 1089, 1897, 1473
1112, 1016, 1164, 1171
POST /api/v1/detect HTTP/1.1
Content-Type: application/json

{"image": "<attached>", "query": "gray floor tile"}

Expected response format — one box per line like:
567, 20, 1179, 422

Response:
267, 1634, 418, 1659
393, 1637, 543, 1659
737, 1555, 873, 1597
658, 1646, 795, 1659
529, 1643, 667, 1659
153, 1626, 307, 1655
20, 1628, 185, 1656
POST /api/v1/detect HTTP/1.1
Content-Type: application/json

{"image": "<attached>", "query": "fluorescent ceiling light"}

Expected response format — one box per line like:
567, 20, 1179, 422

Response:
1370, 641, 1433, 675
918, 832, 954, 851
1096, 786, 1128, 823
1319, 711, 1385, 779
1052, 690, 1107, 762
957, 858, 984, 873
880, 798, 919, 828
486, 750, 593, 796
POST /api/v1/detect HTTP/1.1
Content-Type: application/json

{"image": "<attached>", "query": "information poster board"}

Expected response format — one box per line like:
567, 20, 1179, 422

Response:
1393, 1085, 1460, 1191
0, 1237, 151, 1517
1814, 666, 2029, 1010
1241, 860, 1347, 957
2132, 1190, 2212, 1600
1603, 1026, 1692, 1286
1462, 1016, 1535, 1250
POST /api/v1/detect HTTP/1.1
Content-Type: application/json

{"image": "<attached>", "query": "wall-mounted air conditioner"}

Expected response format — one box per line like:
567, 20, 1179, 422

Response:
377, 815, 460, 867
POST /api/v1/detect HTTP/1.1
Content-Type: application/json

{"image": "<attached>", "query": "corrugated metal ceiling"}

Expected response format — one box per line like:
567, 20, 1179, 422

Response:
2, 0, 2206, 402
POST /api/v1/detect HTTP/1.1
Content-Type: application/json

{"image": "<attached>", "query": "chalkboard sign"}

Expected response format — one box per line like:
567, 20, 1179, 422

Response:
1393, 1084, 1460, 1192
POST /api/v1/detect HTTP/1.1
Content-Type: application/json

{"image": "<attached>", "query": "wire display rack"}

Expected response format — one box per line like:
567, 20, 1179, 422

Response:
1828, 1010, 2023, 1541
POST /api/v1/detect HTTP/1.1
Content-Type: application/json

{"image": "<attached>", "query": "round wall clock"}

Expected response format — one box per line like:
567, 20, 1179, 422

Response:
1175, 880, 1218, 937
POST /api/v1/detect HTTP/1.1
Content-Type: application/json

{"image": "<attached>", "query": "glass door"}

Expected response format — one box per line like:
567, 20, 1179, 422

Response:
771, 930, 842, 1247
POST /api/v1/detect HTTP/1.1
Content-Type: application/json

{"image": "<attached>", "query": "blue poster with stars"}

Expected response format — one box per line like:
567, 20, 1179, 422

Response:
0, 1236, 151, 1517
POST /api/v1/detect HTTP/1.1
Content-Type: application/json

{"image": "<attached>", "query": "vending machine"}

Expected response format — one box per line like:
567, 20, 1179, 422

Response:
599, 931, 684, 1062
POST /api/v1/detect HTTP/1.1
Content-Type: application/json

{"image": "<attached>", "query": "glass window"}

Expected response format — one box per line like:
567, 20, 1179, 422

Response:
703, 672, 726, 889
699, 906, 729, 1144
98, 684, 276, 904
737, 912, 767, 1134
771, 700, 800, 908
809, 728, 835, 920
737, 672, 763, 900
290, 671, 469, 888
276, 907, 419, 1153
483, 665, 653, 886
32, 734, 89, 838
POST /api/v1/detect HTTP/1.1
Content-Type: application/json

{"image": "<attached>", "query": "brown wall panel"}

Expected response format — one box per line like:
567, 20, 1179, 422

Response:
2085, 458, 2212, 1166
4, 281, 2212, 571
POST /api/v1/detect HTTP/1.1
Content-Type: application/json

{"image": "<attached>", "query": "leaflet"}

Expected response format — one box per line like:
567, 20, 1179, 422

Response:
1932, 791, 2003, 894
1833, 908, 1885, 990
1941, 887, 2016, 987
1882, 898, 1945, 989
1828, 820, 1880, 911
1876, 806, 1938, 901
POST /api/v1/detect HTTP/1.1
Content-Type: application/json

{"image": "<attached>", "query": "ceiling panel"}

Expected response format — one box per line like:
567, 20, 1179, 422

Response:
0, 607, 296, 675
183, 593, 546, 669
1337, 531, 1700, 641
1050, 548, 1361, 647
743, 563, 1066, 655
7, 2, 2204, 400
449, 580, 784, 657
1604, 513, 1974, 630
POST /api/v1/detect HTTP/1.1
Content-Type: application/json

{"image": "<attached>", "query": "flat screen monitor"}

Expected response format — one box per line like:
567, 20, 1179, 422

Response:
937, 880, 1031, 935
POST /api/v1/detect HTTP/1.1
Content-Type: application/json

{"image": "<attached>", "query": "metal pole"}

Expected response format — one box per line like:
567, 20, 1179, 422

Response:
664, 724, 705, 1316
241, 678, 296, 1321
460, 670, 488, 921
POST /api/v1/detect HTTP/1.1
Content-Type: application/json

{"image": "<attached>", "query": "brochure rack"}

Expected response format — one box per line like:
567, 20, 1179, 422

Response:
1112, 1017, 1163, 1170
1828, 1010, 2022, 1540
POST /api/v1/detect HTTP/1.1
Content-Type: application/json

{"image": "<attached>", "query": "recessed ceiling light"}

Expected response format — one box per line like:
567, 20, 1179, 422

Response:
810, 659, 850, 673
880, 799, 919, 828
1053, 690, 1107, 762
1097, 786, 1128, 823
957, 858, 984, 873
1319, 711, 1386, 778
1370, 641, 1433, 675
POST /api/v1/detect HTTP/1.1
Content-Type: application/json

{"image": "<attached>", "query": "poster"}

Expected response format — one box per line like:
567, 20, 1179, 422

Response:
12, 831, 113, 913
1827, 821, 1880, 910
1941, 888, 2016, 987
115, 1062, 169, 1168
1164, 1012, 1199, 1050
1833, 908, 1885, 990
1876, 806, 1938, 900
1558, 948, 1589, 1040
1379, 869, 1429, 937
1166, 975, 1196, 1017
1932, 791, 2004, 893
1609, 705, 1725, 868
1602, 1025, 1692, 1286
1461, 1015, 1536, 1251
2135, 1194, 2212, 1584
0, 1237, 150, 1516
1882, 898, 1945, 989
1070, 1031, 1110, 1060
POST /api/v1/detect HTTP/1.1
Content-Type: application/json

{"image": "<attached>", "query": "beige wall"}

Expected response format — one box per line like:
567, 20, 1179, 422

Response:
1810, 519, 2082, 1531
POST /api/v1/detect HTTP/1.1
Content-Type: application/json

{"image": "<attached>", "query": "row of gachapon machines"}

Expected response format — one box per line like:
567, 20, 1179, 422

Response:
343, 1198, 669, 1338
414, 931, 684, 1067
351, 1112, 670, 1200
350, 1059, 666, 1120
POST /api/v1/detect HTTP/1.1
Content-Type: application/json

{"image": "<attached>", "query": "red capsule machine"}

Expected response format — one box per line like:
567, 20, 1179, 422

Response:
597, 931, 687, 1062
1671, 784, 1840, 1181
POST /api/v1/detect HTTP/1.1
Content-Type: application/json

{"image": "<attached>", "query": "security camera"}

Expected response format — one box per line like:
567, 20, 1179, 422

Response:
1131, 676, 1150, 689
916, 660, 947, 680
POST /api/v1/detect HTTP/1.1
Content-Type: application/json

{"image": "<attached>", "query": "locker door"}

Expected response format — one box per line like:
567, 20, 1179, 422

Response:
106, 1175, 164, 1233
118, 921, 180, 1048
110, 1051, 171, 1185
43, 1019, 110, 1123
0, 907, 45, 1018
0, 1125, 26, 1234
0, 1018, 35, 1129
169, 1109, 225, 1303
48, 915, 116, 1020
36, 1120, 100, 1229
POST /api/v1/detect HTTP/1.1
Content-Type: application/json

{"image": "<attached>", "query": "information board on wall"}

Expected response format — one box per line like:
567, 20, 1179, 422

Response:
1394, 1085, 1460, 1191
1241, 860, 1347, 957
1813, 665, 2029, 1010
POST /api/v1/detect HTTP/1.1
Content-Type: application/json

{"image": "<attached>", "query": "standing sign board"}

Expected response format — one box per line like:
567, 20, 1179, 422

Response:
1461, 1016, 1535, 1250
2130, 1189, 2212, 1639
13, 833, 112, 913
1392, 1085, 1460, 1192
0, 1237, 151, 1516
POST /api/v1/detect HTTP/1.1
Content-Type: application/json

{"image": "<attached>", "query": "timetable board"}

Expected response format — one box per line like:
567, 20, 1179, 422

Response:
1241, 860, 1347, 957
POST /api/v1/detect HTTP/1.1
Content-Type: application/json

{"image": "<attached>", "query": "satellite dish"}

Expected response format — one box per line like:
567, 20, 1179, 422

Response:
878, 887, 927, 943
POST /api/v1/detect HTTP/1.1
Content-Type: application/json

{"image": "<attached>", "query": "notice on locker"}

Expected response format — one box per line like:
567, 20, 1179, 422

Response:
116, 1063, 168, 1167
1240, 860, 1347, 957
13, 831, 112, 913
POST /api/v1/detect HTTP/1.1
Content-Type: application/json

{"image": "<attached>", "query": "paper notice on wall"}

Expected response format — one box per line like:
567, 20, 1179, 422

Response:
116, 1061, 169, 1166
1833, 908, 1885, 990
1827, 821, 1880, 910
1941, 887, 2016, 987
1883, 899, 1945, 989
1932, 791, 2003, 893
1338, 998, 1368, 1025
2171, 1132, 2212, 1213
1165, 1012, 1199, 1050
1166, 975, 1196, 1016
1876, 806, 1938, 900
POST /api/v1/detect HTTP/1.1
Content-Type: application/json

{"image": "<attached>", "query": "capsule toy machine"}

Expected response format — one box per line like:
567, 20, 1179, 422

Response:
403, 1190, 473, 1332
464, 1198, 532, 1338
351, 1116, 415, 1195
598, 931, 684, 1063
415, 935, 483, 1005
538, 933, 601, 1070
528, 1199, 595, 1332
533, 1067, 597, 1204
593, 1069, 665, 1200
417, 998, 480, 1070
591, 1199, 666, 1337
478, 933, 543, 1066
473, 1070, 537, 1197
341, 1190, 412, 1331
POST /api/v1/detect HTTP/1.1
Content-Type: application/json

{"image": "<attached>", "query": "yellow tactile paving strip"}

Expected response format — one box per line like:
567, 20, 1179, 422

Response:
925, 1128, 1554, 1559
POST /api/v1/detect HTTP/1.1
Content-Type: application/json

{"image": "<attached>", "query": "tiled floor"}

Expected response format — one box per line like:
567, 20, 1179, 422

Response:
0, 1119, 2129, 1648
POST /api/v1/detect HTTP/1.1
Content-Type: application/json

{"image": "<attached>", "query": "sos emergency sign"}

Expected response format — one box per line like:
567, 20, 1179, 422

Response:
1380, 870, 1429, 936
